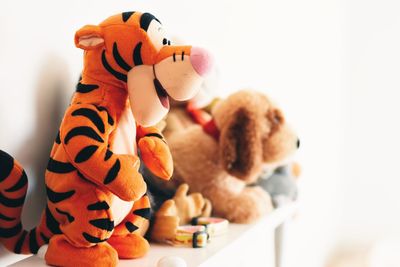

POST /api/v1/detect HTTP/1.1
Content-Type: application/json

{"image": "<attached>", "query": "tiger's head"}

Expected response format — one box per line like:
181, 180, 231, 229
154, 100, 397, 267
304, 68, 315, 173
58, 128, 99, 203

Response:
74, 11, 213, 126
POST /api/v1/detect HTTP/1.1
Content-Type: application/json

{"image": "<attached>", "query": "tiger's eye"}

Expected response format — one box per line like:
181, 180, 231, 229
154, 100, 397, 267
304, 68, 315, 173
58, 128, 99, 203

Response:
162, 38, 168, 45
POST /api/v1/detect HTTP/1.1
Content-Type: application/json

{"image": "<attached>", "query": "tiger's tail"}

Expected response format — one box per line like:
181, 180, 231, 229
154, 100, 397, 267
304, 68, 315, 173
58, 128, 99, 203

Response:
0, 150, 53, 254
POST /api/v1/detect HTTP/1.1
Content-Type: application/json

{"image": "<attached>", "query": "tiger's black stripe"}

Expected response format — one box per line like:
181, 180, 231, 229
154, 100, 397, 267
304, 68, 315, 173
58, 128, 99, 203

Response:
133, 208, 151, 220
13, 231, 27, 253
101, 50, 127, 82
133, 42, 143, 66
55, 131, 61, 144
64, 126, 104, 145
46, 186, 75, 203
122, 11, 135, 22
5, 170, 27, 192
103, 159, 121, 184
145, 133, 164, 139
45, 206, 62, 234
125, 222, 138, 233
76, 171, 91, 182
72, 108, 105, 134
145, 133, 166, 143
104, 149, 113, 161
89, 218, 114, 231
0, 222, 22, 238
0, 213, 15, 221
87, 201, 110, 211
140, 12, 161, 31
56, 208, 75, 222
29, 228, 40, 253
113, 43, 132, 71
95, 106, 114, 126
47, 158, 76, 173
82, 232, 108, 243
0, 150, 14, 182
75, 145, 99, 163
0, 192, 25, 207
40, 232, 49, 243
76, 82, 99, 93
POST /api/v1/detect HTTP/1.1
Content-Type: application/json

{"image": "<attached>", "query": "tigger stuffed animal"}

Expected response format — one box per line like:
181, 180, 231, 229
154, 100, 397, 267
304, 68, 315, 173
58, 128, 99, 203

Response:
0, 11, 212, 267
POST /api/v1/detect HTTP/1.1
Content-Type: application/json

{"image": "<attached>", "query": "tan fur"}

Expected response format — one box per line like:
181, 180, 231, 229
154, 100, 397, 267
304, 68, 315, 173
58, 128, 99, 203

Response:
164, 90, 299, 223
150, 184, 212, 243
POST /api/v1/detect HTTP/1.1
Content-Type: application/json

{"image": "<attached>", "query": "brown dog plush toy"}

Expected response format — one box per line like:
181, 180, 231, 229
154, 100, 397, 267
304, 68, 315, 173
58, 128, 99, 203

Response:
156, 90, 300, 223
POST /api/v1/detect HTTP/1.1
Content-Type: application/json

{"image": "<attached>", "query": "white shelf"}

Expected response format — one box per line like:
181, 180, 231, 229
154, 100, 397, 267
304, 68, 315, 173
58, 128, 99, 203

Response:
10, 203, 298, 267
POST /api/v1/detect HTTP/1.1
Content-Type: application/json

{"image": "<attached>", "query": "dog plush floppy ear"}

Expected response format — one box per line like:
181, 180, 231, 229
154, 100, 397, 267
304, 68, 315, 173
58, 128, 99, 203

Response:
219, 107, 262, 181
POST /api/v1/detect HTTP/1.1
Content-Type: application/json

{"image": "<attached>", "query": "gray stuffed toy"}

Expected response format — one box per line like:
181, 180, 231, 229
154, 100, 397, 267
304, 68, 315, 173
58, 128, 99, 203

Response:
256, 164, 299, 208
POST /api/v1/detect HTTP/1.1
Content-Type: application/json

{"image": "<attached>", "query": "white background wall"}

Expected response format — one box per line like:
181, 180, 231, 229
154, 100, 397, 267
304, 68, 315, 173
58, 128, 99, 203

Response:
340, 0, 400, 245
0, 0, 399, 266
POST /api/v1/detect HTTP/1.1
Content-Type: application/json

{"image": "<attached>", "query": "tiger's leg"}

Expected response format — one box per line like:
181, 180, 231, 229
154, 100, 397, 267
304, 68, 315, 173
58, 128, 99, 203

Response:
45, 190, 117, 266
107, 194, 151, 259
107, 233, 149, 259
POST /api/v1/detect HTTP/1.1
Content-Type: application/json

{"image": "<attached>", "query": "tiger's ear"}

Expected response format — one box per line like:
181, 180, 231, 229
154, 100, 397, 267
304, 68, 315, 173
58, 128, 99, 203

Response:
74, 25, 104, 50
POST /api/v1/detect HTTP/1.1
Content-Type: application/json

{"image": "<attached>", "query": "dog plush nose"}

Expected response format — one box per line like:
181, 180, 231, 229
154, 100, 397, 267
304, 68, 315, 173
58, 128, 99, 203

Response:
190, 47, 213, 76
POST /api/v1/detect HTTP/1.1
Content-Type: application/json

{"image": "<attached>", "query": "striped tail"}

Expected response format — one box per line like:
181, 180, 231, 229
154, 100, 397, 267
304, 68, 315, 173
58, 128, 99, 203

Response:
0, 150, 52, 254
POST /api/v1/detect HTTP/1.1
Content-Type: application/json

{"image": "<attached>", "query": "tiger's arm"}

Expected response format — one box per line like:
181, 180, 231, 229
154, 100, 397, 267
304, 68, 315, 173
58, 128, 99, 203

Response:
136, 125, 173, 180
60, 104, 146, 201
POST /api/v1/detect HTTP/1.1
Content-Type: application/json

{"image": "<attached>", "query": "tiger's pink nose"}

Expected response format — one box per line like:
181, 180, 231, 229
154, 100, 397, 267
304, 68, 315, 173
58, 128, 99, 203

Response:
190, 47, 213, 76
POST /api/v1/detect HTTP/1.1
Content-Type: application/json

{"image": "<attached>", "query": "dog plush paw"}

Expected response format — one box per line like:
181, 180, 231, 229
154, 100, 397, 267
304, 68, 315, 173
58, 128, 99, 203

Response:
227, 187, 273, 223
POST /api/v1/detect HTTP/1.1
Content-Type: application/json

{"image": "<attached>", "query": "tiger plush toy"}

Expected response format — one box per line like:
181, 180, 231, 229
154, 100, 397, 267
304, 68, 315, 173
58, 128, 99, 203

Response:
0, 11, 212, 267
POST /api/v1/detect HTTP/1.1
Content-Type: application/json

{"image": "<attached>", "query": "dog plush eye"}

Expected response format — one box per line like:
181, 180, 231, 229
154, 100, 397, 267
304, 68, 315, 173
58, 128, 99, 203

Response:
269, 109, 284, 125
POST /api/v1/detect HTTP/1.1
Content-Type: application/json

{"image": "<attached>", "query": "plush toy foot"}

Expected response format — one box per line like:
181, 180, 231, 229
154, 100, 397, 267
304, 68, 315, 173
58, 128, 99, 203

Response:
201, 198, 213, 218
138, 136, 173, 180
45, 235, 118, 267
173, 184, 212, 225
107, 233, 150, 259
151, 199, 180, 243
150, 185, 213, 243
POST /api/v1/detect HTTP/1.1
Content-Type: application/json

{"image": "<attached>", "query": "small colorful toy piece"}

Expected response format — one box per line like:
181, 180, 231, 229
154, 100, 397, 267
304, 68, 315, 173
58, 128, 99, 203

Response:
155, 216, 229, 248
0, 11, 212, 267
191, 217, 229, 237
171, 225, 209, 248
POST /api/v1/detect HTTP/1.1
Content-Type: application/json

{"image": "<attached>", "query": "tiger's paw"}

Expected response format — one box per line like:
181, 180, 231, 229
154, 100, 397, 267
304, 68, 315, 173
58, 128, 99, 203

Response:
138, 136, 173, 180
